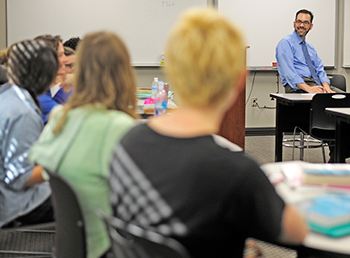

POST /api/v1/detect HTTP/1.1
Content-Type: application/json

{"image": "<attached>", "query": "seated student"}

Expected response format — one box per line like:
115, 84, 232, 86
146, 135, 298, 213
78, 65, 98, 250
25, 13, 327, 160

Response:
109, 8, 309, 258
0, 40, 58, 228
35, 35, 71, 123
30, 31, 138, 258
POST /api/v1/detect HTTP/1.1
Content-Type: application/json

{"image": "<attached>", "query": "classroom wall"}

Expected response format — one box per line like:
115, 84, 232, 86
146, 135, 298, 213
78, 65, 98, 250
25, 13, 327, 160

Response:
1, 0, 349, 129
0, 0, 6, 49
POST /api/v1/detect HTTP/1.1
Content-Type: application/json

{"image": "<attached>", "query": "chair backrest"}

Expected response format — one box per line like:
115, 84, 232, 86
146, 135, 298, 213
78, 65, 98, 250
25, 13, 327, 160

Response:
310, 93, 350, 140
329, 74, 346, 92
46, 169, 86, 258
98, 210, 191, 258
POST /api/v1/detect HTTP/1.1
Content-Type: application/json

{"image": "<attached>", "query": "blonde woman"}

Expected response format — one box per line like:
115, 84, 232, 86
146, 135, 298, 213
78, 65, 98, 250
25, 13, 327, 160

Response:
109, 8, 308, 258
30, 31, 137, 258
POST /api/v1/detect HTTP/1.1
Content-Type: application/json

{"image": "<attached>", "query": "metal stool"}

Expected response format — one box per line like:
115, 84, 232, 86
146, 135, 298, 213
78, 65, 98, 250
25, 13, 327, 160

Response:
283, 126, 326, 162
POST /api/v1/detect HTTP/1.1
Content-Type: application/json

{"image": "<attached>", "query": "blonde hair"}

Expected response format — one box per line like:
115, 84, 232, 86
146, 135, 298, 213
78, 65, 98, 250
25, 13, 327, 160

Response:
164, 8, 246, 107
54, 31, 138, 133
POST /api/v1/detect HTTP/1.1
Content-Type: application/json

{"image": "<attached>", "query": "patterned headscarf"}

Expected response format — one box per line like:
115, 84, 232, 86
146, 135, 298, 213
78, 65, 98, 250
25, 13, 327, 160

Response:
7, 40, 58, 97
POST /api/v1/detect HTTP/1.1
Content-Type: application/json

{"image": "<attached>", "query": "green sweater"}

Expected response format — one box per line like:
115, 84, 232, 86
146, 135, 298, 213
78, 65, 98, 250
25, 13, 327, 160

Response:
30, 104, 135, 258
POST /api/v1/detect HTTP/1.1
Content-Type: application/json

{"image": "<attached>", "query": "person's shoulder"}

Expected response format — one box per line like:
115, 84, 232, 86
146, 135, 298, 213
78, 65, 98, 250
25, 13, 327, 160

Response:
203, 135, 261, 171
0, 86, 35, 116
211, 134, 242, 152
279, 32, 294, 43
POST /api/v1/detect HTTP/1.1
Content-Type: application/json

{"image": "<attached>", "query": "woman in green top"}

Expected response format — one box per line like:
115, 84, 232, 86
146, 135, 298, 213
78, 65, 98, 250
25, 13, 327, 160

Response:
30, 31, 138, 258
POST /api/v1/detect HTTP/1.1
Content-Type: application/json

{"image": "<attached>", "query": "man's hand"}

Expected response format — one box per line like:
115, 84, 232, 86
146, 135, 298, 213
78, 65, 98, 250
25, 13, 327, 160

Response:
297, 83, 324, 93
322, 82, 335, 93
308, 86, 327, 93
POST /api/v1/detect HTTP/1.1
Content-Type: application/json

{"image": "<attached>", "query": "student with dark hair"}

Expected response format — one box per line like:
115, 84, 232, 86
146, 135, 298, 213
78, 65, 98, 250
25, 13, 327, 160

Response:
30, 31, 138, 258
0, 40, 58, 228
35, 34, 71, 123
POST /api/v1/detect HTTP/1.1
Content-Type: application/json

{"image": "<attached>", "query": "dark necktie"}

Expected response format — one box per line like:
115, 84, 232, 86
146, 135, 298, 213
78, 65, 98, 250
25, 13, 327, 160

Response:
301, 41, 321, 85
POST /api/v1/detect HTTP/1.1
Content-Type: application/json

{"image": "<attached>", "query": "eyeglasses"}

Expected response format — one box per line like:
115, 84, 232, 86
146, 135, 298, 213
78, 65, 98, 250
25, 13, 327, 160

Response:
295, 20, 311, 26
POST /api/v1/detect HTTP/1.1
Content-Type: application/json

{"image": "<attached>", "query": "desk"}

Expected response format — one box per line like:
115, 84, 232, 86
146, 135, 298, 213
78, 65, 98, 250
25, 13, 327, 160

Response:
137, 99, 177, 118
270, 93, 314, 161
261, 161, 350, 257
325, 108, 350, 163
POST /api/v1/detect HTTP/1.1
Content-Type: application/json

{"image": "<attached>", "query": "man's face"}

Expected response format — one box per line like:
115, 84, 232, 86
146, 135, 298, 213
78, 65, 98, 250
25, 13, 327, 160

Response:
294, 13, 313, 39
57, 42, 68, 76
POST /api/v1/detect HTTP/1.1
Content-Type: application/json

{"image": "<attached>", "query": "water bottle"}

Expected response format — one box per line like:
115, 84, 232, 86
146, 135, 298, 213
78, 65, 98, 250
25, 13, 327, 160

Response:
151, 77, 159, 99
164, 83, 169, 105
155, 81, 167, 116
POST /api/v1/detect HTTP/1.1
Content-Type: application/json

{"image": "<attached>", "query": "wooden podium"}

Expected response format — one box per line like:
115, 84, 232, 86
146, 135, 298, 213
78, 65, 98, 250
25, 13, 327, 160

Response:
218, 86, 245, 149
218, 48, 247, 150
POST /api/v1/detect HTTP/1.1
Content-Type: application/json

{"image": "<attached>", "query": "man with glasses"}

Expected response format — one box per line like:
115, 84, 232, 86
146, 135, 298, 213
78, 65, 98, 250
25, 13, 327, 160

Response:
276, 9, 343, 93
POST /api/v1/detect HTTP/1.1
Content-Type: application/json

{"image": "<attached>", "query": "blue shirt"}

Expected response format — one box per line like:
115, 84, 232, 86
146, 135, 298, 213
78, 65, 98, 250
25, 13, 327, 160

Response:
276, 31, 330, 91
0, 83, 51, 227
38, 87, 73, 124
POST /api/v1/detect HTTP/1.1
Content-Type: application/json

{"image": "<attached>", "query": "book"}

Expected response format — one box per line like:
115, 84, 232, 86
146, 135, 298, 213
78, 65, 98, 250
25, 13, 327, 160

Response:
282, 162, 350, 188
295, 192, 350, 237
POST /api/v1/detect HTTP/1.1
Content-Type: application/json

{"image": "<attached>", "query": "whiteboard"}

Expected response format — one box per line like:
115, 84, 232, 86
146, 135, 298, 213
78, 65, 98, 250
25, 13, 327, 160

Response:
343, 0, 350, 67
218, 0, 336, 68
7, 0, 207, 66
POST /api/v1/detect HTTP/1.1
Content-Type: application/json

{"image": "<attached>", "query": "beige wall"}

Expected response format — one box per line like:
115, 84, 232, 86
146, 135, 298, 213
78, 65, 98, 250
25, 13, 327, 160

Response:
1, 0, 349, 129
0, 0, 6, 49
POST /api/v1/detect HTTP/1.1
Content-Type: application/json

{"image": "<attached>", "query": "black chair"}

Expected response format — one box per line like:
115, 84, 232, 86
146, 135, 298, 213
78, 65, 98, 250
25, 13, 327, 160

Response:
283, 74, 347, 161
288, 93, 350, 162
46, 169, 87, 258
97, 210, 191, 258
0, 221, 55, 257
0, 65, 7, 85
309, 93, 350, 161
329, 74, 346, 92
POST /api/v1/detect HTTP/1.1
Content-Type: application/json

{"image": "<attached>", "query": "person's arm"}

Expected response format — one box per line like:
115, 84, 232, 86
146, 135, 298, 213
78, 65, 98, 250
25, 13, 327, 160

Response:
276, 39, 305, 91
278, 205, 309, 244
24, 165, 46, 186
3, 111, 45, 190
310, 44, 331, 89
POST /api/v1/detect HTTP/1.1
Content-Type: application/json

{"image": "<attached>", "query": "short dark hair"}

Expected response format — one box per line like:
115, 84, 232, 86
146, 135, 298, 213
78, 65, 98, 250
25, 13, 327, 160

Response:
7, 40, 58, 105
296, 9, 314, 23
63, 37, 81, 51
